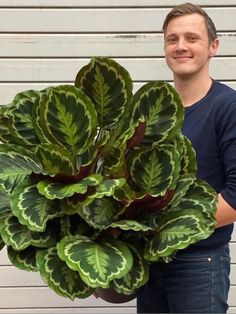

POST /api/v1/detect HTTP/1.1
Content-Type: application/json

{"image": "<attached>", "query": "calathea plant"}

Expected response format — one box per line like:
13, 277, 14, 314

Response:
0, 57, 217, 301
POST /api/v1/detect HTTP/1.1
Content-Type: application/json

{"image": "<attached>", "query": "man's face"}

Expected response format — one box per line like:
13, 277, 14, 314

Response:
164, 13, 218, 79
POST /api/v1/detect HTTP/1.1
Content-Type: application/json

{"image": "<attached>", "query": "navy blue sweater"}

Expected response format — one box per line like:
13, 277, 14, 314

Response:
182, 80, 236, 249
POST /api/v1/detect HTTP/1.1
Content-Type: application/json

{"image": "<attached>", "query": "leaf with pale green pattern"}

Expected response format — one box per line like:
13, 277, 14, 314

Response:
36, 247, 94, 299
109, 220, 152, 232
7, 90, 41, 146
112, 244, 149, 294
78, 196, 124, 229
168, 174, 196, 208
11, 183, 63, 232
127, 145, 179, 196
8, 246, 38, 271
34, 143, 75, 176
0, 207, 56, 250
178, 178, 217, 229
57, 235, 133, 288
37, 85, 98, 154
0, 105, 16, 143
180, 135, 197, 174
132, 82, 184, 144
75, 57, 133, 129
144, 209, 210, 261
60, 179, 126, 216
0, 143, 44, 192
37, 174, 103, 200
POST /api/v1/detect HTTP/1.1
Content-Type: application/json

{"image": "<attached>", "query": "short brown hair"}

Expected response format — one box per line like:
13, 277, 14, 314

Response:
162, 2, 217, 42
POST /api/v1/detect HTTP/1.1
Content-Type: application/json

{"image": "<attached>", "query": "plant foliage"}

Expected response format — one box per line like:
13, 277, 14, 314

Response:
0, 57, 217, 300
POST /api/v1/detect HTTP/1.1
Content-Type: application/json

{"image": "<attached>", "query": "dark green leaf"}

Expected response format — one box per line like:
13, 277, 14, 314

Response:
75, 57, 133, 129
37, 85, 98, 154
57, 235, 133, 288
8, 246, 38, 271
132, 81, 184, 144
37, 247, 94, 299
11, 183, 63, 232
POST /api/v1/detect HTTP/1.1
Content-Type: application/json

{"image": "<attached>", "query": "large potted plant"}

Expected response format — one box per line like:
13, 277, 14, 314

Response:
0, 57, 217, 302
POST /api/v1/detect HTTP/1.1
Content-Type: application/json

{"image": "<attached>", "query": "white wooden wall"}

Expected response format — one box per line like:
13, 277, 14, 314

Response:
0, 0, 236, 313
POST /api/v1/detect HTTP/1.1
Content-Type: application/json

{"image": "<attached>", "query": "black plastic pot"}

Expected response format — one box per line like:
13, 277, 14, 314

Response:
95, 287, 136, 303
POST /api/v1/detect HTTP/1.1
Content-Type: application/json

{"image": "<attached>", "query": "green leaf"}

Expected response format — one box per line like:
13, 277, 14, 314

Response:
0, 235, 4, 251
78, 196, 124, 229
178, 178, 217, 230
37, 85, 98, 154
7, 246, 38, 271
132, 81, 184, 144
36, 247, 94, 299
0, 143, 44, 192
57, 235, 133, 288
169, 174, 196, 208
127, 145, 180, 196
11, 183, 63, 232
0, 105, 16, 143
34, 143, 75, 176
7, 90, 41, 146
112, 244, 149, 294
180, 135, 197, 174
109, 220, 152, 232
144, 209, 210, 261
0, 207, 56, 250
37, 174, 103, 200
75, 57, 133, 129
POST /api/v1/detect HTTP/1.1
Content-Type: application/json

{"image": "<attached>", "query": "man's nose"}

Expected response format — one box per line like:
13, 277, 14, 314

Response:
175, 38, 187, 51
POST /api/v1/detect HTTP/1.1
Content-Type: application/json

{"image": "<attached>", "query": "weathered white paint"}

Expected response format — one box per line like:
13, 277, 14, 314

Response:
0, 57, 235, 83
0, 8, 235, 32
0, 33, 235, 57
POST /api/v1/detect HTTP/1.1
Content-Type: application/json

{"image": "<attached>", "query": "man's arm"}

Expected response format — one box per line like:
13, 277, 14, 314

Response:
215, 193, 236, 228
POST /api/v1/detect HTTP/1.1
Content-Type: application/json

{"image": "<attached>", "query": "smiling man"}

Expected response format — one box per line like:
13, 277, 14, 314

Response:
137, 3, 236, 313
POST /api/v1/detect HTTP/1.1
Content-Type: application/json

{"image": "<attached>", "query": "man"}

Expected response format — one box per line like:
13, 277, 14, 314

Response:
137, 3, 236, 313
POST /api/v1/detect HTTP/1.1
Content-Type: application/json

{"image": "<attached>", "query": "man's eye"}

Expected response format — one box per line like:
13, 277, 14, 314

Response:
188, 36, 197, 42
166, 37, 177, 43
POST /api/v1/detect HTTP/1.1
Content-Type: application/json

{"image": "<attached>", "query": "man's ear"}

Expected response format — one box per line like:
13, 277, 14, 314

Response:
209, 38, 219, 58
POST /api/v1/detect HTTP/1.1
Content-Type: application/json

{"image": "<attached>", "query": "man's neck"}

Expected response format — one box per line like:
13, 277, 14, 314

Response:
174, 75, 213, 107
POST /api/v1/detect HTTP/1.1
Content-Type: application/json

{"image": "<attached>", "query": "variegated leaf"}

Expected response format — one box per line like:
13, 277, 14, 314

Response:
112, 244, 149, 294
76, 145, 97, 168
109, 220, 152, 232
168, 174, 196, 208
0, 143, 44, 192
61, 179, 126, 216
180, 135, 197, 174
0, 207, 56, 250
37, 174, 103, 200
75, 57, 133, 129
11, 183, 63, 232
144, 209, 210, 261
38, 85, 98, 154
78, 196, 124, 229
178, 178, 217, 229
0, 105, 16, 143
7, 246, 38, 271
34, 143, 74, 176
36, 247, 94, 299
7, 90, 41, 146
57, 235, 133, 288
132, 81, 184, 144
127, 145, 179, 197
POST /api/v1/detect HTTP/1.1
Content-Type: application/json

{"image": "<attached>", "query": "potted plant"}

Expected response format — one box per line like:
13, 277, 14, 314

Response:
0, 57, 217, 302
